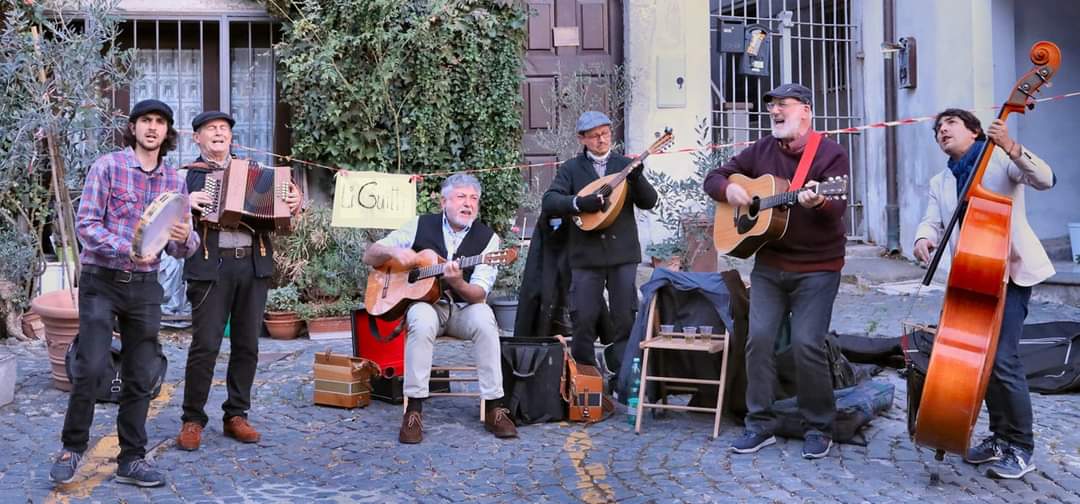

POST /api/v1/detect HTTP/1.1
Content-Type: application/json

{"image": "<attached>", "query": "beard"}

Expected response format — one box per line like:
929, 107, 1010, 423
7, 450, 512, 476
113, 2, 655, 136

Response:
447, 211, 476, 230
770, 119, 800, 140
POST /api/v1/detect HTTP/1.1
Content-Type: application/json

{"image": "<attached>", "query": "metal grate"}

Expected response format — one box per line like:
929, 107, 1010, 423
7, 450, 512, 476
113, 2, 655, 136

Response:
709, 0, 863, 239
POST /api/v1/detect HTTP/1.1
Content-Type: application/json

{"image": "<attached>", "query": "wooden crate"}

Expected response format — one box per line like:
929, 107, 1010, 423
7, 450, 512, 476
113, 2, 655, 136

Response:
313, 351, 379, 409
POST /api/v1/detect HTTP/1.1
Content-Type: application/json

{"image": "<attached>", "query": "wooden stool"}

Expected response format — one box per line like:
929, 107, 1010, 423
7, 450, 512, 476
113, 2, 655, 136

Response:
402, 336, 487, 422
635, 296, 731, 438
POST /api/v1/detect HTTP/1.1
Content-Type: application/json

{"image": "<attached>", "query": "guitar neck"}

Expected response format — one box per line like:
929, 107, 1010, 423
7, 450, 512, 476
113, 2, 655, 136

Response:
413, 253, 485, 280
598, 152, 651, 196
759, 187, 813, 210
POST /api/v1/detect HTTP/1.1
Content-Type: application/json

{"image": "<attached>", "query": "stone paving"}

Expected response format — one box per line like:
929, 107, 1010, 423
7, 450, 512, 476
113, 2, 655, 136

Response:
2, 277, 1080, 503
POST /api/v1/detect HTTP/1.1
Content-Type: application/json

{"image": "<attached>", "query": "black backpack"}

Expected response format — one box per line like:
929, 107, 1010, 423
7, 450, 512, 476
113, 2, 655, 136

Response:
64, 335, 168, 403
500, 336, 567, 424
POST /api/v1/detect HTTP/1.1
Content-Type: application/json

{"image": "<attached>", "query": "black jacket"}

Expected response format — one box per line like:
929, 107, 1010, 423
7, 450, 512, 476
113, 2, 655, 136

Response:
183, 157, 275, 281
541, 150, 658, 268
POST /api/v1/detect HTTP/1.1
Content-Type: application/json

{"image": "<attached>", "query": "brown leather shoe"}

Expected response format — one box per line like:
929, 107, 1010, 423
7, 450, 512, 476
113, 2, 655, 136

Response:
176, 421, 203, 451
484, 407, 518, 439
223, 417, 261, 444
399, 411, 423, 444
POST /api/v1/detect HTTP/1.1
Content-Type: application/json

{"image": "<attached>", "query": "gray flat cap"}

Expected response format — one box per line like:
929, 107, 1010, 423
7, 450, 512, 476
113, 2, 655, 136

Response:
576, 111, 612, 134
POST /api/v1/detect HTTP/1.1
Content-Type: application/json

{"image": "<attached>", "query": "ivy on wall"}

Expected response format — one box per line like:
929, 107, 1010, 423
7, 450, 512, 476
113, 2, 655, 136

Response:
270, 0, 527, 234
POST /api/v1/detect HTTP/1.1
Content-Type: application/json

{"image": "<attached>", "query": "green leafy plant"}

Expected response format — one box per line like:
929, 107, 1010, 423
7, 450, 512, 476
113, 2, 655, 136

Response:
270, 0, 527, 235
491, 225, 526, 299
296, 296, 358, 321
645, 116, 729, 267
265, 285, 301, 313
273, 206, 373, 302
0, 0, 134, 338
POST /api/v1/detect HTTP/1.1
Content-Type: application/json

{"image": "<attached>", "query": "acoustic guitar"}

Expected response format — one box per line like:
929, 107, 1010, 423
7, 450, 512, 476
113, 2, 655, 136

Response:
572, 129, 675, 231
364, 248, 518, 320
712, 173, 848, 258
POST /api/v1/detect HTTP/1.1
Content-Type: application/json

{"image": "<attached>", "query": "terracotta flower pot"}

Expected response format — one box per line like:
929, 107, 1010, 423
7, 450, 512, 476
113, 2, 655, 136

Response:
30, 289, 79, 391
307, 315, 351, 340
264, 311, 303, 340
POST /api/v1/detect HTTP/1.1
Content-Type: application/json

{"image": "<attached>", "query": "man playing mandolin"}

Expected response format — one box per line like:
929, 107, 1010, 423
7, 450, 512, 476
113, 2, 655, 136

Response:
362, 173, 518, 444
914, 108, 1056, 479
541, 111, 658, 380
50, 100, 199, 487
703, 83, 849, 460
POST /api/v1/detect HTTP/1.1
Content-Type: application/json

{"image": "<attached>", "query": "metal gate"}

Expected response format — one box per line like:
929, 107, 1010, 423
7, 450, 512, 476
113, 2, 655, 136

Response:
709, 0, 864, 239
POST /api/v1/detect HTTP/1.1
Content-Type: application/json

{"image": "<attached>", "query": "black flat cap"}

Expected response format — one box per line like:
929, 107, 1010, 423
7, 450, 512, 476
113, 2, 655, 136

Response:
764, 83, 813, 105
129, 99, 174, 124
191, 110, 236, 131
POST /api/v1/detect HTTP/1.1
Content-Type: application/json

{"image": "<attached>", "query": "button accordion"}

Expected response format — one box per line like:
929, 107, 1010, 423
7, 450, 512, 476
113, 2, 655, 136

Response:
200, 159, 293, 234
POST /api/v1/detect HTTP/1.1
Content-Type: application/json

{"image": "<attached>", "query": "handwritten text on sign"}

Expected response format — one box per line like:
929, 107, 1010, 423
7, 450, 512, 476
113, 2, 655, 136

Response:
331, 171, 417, 229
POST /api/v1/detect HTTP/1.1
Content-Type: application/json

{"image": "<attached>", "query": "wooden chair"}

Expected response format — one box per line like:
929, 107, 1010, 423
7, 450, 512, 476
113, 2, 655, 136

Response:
634, 296, 731, 438
402, 336, 487, 422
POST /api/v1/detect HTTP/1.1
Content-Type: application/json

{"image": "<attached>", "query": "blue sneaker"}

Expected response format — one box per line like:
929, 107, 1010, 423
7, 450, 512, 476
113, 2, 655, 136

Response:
115, 458, 166, 488
48, 449, 83, 484
986, 445, 1035, 480
965, 435, 1005, 464
731, 430, 776, 454
802, 431, 833, 459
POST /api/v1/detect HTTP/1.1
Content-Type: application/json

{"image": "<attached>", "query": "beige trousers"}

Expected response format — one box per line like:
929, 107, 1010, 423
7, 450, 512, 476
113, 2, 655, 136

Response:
403, 301, 503, 400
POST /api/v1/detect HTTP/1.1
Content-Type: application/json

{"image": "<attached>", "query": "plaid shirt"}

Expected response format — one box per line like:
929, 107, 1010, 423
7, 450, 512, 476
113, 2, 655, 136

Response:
77, 147, 199, 272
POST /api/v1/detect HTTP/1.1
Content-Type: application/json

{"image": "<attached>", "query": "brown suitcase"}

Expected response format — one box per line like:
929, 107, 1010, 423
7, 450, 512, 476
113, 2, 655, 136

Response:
313, 350, 378, 409
564, 354, 607, 423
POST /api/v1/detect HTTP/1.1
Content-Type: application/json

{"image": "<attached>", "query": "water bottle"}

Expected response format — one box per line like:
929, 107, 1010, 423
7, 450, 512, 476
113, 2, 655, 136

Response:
627, 357, 642, 426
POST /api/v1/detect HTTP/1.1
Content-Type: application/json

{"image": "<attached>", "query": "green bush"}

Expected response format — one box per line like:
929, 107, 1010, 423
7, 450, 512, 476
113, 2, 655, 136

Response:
272, 0, 527, 235
265, 285, 301, 312
273, 206, 373, 302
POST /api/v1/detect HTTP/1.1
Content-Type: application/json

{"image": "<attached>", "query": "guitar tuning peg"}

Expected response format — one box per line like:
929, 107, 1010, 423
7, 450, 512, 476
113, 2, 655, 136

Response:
842, 195, 847, 200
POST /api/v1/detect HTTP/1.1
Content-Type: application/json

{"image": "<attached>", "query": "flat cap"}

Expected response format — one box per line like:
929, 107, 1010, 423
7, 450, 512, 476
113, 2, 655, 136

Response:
191, 110, 236, 131
129, 99, 174, 124
764, 83, 813, 105
576, 111, 612, 134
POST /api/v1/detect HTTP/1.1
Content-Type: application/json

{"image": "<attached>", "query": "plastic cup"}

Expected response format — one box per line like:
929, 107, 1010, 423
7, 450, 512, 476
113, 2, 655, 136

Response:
659, 324, 675, 339
683, 326, 697, 343
698, 325, 713, 339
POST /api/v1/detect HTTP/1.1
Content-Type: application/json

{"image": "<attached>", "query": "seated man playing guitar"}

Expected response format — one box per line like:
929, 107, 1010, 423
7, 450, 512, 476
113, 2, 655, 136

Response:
703, 83, 849, 460
362, 173, 518, 444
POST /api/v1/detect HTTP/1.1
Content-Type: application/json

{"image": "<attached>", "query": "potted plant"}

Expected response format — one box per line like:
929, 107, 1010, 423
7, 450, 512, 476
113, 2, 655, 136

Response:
264, 285, 303, 340
488, 227, 527, 332
646, 236, 685, 271
298, 297, 358, 340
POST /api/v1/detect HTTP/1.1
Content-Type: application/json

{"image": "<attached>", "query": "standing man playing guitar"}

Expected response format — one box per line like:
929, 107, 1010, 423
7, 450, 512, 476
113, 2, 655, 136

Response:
50, 100, 199, 487
176, 111, 302, 452
541, 111, 658, 379
914, 109, 1055, 479
703, 83, 849, 459
362, 173, 518, 444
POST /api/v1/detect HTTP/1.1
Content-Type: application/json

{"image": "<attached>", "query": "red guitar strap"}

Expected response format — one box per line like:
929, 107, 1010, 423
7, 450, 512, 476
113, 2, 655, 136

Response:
789, 131, 823, 191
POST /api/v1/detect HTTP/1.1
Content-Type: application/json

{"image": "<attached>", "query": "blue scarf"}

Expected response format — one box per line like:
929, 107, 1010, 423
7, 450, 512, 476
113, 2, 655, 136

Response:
947, 139, 985, 197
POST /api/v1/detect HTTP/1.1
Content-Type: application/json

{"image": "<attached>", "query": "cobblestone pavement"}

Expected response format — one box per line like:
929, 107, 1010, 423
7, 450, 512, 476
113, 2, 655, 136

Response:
2, 283, 1080, 503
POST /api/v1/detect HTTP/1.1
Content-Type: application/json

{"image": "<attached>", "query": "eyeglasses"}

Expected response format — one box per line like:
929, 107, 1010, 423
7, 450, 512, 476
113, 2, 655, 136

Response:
582, 130, 612, 141
765, 100, 806, 112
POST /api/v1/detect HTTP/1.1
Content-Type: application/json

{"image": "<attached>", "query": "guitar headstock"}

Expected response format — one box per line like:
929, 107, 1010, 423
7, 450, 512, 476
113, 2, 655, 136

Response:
647, 128, 675, 155
483, 248, 519, 266
814, 175, 849, 201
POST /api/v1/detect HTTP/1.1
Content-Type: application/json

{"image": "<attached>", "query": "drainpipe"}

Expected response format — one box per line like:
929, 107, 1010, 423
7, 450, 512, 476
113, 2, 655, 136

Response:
883, 0, 901, 253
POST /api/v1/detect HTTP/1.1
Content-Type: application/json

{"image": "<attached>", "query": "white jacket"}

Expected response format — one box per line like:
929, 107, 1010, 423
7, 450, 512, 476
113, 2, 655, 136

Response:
914, 145, 1056, 287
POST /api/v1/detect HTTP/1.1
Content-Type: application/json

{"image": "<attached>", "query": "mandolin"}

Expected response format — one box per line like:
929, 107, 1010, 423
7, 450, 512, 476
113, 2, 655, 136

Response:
712, 173, 848, 258
572, 129, 674, 231
914, 41, 1061, 458
364, 248, 518, 320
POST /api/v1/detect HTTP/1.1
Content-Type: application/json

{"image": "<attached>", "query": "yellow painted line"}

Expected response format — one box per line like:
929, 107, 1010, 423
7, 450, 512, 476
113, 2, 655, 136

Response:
562, 430, 615, 503
46, 383, 176, 502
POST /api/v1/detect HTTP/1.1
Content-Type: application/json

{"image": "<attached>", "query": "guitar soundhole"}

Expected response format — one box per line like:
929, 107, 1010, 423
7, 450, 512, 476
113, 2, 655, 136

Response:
407, 270, 419, 283
735, 198, 761, 234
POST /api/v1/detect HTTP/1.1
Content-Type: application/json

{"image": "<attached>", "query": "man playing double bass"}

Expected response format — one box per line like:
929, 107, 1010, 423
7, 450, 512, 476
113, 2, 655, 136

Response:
914, 109, 1056, 480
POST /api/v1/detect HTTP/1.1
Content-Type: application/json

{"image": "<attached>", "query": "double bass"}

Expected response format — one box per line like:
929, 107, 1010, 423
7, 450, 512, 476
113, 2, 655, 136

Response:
913, 41, 1061, 458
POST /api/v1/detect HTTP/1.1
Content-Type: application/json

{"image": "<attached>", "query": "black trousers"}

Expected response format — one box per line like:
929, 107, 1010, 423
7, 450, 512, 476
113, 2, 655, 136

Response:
182, 252, 269, 426
62, 268, 164, 464
568, 263, 638, 374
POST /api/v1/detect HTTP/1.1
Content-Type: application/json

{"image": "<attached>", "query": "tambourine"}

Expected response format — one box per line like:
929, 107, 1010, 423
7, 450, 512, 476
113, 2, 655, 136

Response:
131, 192, 189, 258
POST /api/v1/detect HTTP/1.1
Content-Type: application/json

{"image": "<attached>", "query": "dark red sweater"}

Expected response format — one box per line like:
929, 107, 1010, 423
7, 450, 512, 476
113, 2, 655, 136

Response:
703, 133, 849, 272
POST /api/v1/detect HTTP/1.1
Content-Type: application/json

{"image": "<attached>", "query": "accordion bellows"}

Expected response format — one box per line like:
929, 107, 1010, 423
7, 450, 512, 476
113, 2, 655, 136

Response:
201, 159, 292, 234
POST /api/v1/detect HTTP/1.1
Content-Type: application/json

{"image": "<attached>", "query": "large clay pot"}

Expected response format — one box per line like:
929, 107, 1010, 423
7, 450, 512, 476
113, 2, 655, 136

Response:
264, 311, 303, 340
30, 289, 79, 391
307, 315, 351, 340
488, 296, 517, 332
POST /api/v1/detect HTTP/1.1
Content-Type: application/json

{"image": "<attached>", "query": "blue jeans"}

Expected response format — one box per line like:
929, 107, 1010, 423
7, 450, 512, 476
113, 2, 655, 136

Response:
985, 282, 1034, 452
744, 265, 840, 435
